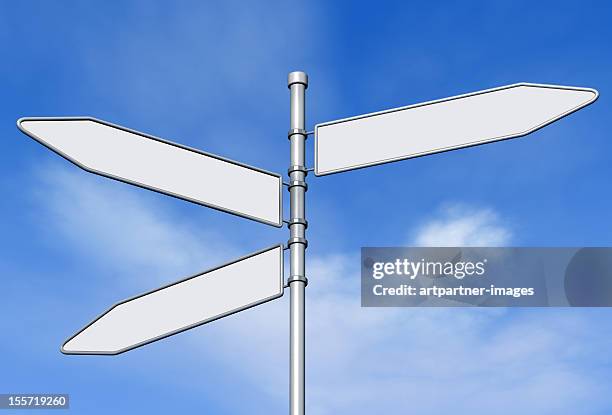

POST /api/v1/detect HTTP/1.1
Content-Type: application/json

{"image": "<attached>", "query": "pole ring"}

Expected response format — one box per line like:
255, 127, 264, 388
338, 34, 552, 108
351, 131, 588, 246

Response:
288, 128, 308, 139
288, 180, 308, 191
288, 165, 308, 176
287, 237, 308, 248
286, 217, 308, 228
287, 275, 308, 286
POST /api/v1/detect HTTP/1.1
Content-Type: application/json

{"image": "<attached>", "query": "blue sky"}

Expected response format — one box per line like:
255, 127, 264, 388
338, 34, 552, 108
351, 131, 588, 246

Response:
2, 1, 612, 414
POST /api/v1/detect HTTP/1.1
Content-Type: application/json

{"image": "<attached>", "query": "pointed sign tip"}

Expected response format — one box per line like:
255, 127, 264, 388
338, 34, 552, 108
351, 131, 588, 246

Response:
15, 116, 283, 227
314, 82, 599, 175
61, 245, 284, 355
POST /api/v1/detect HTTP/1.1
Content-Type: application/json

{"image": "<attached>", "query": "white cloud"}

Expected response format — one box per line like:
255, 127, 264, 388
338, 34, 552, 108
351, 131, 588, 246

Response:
412, 204, 512, 246
205, 252, 609, 415
30, 173, 611, 414
33, 164, 238, 284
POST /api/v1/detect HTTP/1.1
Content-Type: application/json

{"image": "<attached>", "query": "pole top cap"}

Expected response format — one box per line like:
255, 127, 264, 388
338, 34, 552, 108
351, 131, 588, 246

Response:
288, 71, 308, 88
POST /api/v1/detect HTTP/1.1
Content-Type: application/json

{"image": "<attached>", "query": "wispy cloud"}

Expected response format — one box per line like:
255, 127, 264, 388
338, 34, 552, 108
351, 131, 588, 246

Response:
30, 170, 612, 414
33, 164, 238, 284
412, 203, 512, 246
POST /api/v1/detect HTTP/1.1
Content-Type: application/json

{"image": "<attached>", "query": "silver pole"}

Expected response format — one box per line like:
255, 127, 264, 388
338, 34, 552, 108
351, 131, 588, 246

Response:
287, 71, 308, 415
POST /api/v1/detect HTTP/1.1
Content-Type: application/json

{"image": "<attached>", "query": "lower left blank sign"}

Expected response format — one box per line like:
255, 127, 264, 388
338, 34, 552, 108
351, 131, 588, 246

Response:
62, 245, 284, 355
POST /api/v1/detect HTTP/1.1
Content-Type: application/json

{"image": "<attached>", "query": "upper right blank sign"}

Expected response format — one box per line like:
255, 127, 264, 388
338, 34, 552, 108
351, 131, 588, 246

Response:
314, 83, 598, 176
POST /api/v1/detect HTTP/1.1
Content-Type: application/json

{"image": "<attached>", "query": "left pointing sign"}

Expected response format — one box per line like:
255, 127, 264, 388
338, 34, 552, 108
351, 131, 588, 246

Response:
18, 117, 283, 227
62, 245, 284, 355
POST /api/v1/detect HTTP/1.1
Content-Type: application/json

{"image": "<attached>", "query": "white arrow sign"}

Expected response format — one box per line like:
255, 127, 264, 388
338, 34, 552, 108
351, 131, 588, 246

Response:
314, 83, 598, 176
61, 245, 284, 355
18, 117, 283, 227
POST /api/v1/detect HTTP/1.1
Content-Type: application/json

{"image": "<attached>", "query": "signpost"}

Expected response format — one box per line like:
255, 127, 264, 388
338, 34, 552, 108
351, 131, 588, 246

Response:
16, 73, 598, 415
18, 117, 283, 227
61, 245, 284, 355
314, 83, 598, 175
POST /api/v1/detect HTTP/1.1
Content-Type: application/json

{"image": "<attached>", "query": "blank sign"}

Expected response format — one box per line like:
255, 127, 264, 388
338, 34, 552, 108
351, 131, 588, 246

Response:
315, 83, 598, 175
18, 117, 283, 226
62, 245, 284, 355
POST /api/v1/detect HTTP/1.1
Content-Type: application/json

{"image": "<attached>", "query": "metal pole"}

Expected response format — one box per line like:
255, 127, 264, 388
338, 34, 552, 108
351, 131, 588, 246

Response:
287, 71, 308, 415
